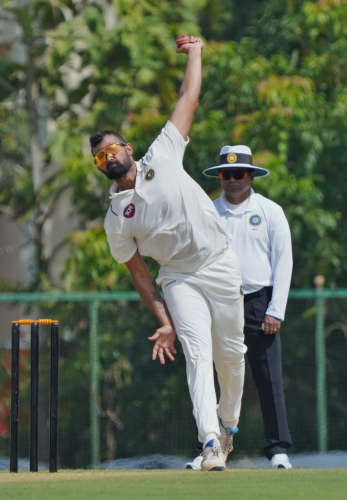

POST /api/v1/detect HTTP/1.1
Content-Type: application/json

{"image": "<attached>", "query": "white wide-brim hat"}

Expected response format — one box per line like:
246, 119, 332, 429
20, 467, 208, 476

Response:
203, 145, 269, 178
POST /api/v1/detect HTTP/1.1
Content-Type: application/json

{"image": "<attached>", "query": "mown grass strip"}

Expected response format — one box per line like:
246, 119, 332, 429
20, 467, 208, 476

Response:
0, 469, 346, 500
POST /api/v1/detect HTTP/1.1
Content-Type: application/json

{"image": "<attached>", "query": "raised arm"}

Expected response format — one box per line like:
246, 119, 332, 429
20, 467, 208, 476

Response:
125, 250, 177, 365
170, 35, 204, 140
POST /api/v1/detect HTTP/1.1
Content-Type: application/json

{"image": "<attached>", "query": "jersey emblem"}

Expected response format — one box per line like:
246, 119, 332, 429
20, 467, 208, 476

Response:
145, 168, 155, 181
123, 203, 136, 218
249, 214, 261, 226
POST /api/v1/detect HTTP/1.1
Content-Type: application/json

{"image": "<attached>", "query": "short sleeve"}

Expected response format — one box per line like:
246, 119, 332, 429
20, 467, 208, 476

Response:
141, 120, 189, 170
105, 225, 137, 264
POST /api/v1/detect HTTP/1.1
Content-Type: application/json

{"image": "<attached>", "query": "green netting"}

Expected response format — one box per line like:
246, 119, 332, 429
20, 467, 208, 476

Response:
0, 292, 346, 469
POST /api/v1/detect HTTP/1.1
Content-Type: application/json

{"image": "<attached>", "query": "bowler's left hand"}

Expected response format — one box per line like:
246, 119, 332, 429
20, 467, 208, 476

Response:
148, 324, 177, 365
263, 315, 282, 335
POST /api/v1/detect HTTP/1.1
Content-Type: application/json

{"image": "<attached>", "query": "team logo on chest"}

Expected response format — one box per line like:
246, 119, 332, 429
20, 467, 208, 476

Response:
249, 214, 262, 226
145, 168, 155, 181
123, 203, 136, 218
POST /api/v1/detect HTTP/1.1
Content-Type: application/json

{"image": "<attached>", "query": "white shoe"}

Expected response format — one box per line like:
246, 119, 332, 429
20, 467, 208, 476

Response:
271, 453, 293, 469
185, 455, 203, 470
201, 439, 225, 471
219, 417, 238, 462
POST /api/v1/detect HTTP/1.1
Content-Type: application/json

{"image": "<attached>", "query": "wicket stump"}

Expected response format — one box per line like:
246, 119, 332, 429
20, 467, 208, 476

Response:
10, 319, 60, 472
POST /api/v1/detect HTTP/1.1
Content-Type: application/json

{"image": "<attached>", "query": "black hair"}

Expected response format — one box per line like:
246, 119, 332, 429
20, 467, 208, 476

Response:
89, 130, 127, 153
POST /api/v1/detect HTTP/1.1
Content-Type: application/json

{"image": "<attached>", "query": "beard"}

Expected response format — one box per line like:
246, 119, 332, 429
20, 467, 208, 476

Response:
104, 157, 132, 180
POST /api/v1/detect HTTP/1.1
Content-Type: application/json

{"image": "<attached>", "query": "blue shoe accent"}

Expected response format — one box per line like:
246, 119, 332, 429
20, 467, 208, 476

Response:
204, 439, 215, 449
219, 417, 239, 435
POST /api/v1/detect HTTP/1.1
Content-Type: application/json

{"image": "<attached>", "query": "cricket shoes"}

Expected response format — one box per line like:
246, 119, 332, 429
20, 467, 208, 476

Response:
218, 417, 238, 462
185, 454, 203, 470
185, 418, 238, 470
201, 439, 226, 471
271, 453, 293, 469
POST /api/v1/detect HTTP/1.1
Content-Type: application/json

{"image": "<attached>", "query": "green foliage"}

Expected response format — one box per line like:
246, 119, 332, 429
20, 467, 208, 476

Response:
63, 225, 132, 291
190, 0, 346, 286
2, 0, 345, 287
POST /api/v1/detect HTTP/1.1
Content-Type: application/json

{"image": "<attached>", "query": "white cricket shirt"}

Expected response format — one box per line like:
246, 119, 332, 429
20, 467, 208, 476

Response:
214, 190, 293, 320
104, 121, 229, 275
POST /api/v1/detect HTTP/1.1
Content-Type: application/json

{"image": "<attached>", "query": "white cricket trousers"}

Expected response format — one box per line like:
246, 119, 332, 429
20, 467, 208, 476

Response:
160, 249, 246, 443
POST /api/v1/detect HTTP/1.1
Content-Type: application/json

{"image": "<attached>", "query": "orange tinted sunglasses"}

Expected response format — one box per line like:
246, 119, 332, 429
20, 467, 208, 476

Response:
219, 169, 248, 181
94, 143, 126, 167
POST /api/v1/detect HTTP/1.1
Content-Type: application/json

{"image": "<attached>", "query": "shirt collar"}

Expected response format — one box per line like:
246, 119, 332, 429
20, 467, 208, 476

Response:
108, 161, 141, 199
220, 188, 258, 214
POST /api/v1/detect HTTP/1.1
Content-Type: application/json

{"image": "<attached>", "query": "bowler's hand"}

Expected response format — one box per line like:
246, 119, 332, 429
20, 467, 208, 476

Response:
148, 324, 177, 365
176, 35, 204, 54
263, 315, 282, 335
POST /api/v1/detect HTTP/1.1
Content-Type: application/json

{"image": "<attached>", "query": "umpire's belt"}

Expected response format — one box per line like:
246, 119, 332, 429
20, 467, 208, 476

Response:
244, 286, 273, 301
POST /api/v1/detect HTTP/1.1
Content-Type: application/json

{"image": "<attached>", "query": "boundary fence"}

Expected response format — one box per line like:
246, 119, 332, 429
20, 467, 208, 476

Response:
1, 287, 346, 466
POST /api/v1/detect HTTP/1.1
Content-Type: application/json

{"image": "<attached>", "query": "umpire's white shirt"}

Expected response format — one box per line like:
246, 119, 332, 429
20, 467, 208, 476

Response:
214, 190, 293, 320
105, 121, 233, 280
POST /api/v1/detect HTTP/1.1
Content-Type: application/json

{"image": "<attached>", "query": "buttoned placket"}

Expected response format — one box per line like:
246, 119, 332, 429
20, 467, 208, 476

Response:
108, 161, 147, 205
220, 189, 259, 218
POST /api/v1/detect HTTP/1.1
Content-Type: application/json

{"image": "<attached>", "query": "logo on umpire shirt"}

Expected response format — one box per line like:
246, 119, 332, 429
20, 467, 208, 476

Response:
249, 214, 262, 226
123, 203, 135, 218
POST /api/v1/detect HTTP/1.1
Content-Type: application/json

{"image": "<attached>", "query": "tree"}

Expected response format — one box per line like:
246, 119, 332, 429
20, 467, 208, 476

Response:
191, 0, 347, 286
0, 0, 80, 289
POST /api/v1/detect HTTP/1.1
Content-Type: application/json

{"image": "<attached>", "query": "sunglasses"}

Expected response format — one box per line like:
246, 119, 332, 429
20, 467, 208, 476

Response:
94, 143, 126, 167
219, 169, 249, 181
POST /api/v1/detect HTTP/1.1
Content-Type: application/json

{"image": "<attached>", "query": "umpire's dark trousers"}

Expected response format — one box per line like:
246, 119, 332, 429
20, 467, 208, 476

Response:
244, 286, 292, 458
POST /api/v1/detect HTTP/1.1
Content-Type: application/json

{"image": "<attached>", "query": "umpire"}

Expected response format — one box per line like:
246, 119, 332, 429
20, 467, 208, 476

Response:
206, 145, 293, 468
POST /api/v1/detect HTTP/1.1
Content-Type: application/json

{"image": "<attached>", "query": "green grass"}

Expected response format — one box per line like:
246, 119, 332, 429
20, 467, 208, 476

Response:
0, 469, 347, 499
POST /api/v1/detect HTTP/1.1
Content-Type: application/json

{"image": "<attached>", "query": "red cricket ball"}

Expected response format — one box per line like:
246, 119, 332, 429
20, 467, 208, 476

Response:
176, 34, 190, 47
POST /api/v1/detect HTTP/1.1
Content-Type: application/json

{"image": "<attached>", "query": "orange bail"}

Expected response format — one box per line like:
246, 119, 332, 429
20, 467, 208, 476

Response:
12, 319, 59, 325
